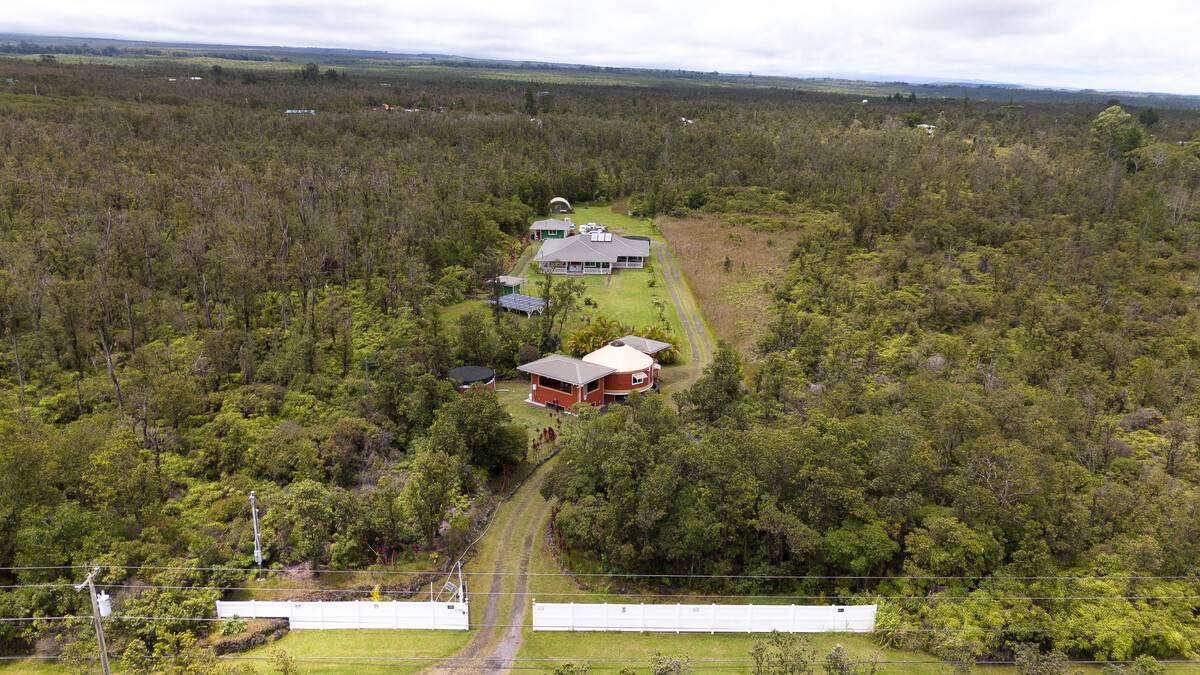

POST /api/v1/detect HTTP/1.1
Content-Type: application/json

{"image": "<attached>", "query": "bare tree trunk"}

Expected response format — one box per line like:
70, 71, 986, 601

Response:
9, 334, 24, 406
98, 325, 124, 411
124, 291, 136, 349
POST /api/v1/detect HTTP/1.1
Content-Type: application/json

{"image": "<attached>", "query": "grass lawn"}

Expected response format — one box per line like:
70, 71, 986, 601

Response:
438, 297, 490, 323
0, 659, 62, 674
517, 631, 953, 674
495, 378, 563, 434
228, 629, 471, 674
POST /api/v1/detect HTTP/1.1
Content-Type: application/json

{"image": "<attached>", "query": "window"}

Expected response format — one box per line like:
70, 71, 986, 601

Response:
586, 379, 601, 394
537, 376, 574, 394
631, 372, 647, 386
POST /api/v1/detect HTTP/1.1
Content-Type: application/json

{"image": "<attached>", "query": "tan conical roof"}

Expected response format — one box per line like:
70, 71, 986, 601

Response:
582, 341, 654, 373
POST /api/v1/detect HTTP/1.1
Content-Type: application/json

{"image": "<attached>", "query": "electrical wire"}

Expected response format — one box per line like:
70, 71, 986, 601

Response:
7, 581, 1200, 602
3, 564, 1199, 581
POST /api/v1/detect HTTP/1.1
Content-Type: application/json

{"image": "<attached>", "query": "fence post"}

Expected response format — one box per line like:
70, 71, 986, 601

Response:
747, 603, 753, 633
790, 604, 797, 632
676, 603, 681, 634
394, 600, 400, 630
569, 602, 574, 632
640, 603, 645, 633
711, 603, 716, 634
431, 597, 437, 630
603, 603, 608, 631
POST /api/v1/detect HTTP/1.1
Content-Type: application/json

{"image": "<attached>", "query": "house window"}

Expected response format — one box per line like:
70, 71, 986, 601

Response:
585, 379, 601, 394
584, 261, 602, 268
537, 376, 574, 394
631, 372, 647, 386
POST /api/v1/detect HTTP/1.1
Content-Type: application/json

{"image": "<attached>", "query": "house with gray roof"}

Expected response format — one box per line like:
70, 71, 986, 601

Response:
533, 233, 651, 275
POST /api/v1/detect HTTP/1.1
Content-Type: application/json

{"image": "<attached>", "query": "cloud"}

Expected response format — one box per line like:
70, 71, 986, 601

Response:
3, 0, 1199, 94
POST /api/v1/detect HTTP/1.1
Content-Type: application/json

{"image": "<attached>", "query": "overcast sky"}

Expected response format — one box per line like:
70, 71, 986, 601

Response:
5, 0, 1199, 95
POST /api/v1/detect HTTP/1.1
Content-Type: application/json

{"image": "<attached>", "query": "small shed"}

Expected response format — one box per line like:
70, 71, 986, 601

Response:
494, 275, 525, 296
530, 218, 572, 240
448, 365, 496, 392
549, 197, 573, 214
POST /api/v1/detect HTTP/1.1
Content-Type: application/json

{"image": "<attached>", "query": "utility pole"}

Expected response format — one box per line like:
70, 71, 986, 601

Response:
73, 566, 111, 675
249, 491, 263, 573
456, 561, 465, 604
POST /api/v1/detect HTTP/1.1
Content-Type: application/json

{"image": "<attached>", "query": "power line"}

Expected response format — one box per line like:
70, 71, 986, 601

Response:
7, 581, 1200, 602
4, 564, 1199, 581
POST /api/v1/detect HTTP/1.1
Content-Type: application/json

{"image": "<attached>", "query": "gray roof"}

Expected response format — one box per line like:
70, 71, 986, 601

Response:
495, 275, 525, 286
618, 335, 673, 355
530, 218, 572, 231
518, 354, 614, 385
533, 235, 651, 264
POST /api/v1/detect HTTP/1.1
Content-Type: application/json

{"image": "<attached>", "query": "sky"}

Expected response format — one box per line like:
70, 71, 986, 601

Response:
4, 0, 1200, 95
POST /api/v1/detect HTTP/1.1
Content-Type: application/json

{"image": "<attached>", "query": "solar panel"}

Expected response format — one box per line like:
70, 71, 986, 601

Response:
495, 293, 547, 314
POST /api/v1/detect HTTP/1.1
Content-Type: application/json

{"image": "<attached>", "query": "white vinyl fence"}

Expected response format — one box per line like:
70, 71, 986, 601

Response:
215, 600, 469, 630
531, 602, 876, 633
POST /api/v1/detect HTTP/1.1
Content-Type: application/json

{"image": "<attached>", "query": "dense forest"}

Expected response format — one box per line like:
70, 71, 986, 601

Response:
1, 55, 1199, 668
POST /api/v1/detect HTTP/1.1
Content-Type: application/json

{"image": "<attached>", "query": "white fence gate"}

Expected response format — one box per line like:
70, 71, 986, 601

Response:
531, 602, 876, 633
215, 600, 469, 630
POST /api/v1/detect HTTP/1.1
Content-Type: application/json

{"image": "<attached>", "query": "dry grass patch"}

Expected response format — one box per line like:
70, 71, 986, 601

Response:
657, 214, 803, 354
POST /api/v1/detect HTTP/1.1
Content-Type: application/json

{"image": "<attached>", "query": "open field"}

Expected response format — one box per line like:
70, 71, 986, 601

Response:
10, 43, 1200, 107
658, 214, 805, 355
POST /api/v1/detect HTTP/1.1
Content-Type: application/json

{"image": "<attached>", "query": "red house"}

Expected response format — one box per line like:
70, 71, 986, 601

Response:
517, 355, 612, 409
518, 336, 672, 410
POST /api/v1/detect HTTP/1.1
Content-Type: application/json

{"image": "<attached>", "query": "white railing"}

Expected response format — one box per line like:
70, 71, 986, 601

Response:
531, 602, 876, 633
215, 600, 469, 631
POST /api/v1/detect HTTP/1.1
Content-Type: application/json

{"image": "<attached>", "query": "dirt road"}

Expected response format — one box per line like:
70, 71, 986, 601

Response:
423, 459, 553, 674
654, 240, 713, 364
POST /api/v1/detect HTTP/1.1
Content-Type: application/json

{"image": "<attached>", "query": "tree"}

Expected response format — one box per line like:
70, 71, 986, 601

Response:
1090, 105, 1146, 159
1136, 108, 1160, 128
524, 86, 538, 116
750, 632, 816, 674
649, 652, 692, 675
298, 62, 320, 80
426, 387, 527, 470
675, 340, 745, 423
400, 447, 463, 545
267, 480, 336, 563
537, 271, 586, 352
823, 645, 876, 675
1013, 644, 1069, 675
565, 316, 630, 356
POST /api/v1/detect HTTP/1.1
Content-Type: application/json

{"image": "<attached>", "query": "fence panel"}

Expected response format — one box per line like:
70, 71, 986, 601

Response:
531, 602, 876, 633
215, 600, 469, 630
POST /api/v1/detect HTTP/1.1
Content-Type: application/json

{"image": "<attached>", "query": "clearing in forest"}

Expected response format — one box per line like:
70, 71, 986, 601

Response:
657, 213, 806, 355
